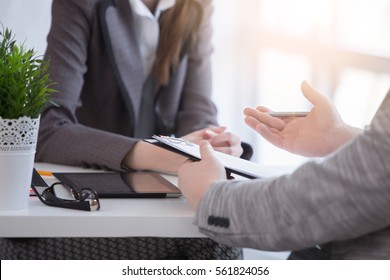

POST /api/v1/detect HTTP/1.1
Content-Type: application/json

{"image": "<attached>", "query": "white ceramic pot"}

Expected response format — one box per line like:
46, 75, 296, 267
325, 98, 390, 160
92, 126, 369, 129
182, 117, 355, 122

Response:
0, 116, 40, 211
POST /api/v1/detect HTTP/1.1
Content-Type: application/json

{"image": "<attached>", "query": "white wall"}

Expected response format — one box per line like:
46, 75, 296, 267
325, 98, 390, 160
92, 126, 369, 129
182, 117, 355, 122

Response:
0, 0, 52, 56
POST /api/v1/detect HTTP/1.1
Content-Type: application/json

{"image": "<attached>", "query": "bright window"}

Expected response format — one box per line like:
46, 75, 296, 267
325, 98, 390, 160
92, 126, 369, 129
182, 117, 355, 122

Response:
212, 0, 390, 165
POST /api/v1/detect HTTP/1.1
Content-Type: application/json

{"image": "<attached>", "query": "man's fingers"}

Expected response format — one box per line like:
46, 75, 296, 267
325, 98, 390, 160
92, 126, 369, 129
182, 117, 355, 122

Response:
199, 140, 215, 160
256, 124, 284, 149
301, 80, 329, 106
255, 106, 272, 112
244, 116, 260, 130
244, 108, 286, 131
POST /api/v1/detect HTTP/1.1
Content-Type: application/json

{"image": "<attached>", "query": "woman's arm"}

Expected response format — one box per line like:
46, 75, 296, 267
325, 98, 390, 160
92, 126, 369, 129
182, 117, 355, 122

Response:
36, 0, 139, 170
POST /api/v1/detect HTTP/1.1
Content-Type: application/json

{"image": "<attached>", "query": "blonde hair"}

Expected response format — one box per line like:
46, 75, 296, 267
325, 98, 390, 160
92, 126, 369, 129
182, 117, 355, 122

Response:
154, 0, 203, 85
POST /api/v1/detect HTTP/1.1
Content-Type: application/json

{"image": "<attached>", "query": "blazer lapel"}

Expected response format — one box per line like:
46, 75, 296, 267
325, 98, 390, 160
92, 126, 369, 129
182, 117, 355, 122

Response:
99, 0, 144, 129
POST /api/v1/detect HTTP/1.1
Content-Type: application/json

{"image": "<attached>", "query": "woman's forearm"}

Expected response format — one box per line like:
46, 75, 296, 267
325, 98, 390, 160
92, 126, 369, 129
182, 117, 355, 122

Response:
122, 141, 187, 174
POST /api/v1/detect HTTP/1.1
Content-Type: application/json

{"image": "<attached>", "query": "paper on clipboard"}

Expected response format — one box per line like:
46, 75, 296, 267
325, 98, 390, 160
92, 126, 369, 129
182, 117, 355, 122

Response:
149, 135, 294, 179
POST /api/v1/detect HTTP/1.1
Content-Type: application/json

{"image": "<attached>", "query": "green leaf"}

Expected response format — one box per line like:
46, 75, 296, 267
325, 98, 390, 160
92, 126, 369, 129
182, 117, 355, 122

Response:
0, 24, 57, 119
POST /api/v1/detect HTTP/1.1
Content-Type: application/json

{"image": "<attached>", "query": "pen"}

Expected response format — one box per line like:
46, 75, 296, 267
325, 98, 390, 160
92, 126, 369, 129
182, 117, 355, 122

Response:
268, 112, 309, 118
37, 170, 53, 176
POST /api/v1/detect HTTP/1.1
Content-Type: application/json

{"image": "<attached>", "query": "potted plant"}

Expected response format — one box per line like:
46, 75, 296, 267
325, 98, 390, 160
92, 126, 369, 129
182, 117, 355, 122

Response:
0, 26, 54, 211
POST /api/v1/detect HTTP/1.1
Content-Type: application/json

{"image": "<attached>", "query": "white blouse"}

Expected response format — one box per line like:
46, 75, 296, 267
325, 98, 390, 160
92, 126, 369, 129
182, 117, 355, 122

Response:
128, 0, 176, 80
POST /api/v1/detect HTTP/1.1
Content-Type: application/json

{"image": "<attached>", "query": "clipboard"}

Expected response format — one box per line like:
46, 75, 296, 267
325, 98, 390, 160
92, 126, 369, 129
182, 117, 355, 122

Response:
144, 135, 293, 179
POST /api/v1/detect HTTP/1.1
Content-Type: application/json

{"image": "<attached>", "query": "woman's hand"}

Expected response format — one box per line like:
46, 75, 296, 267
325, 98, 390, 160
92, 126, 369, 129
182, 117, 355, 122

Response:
178, 140, 226, 209
244, 81, 360, 157
183, 126, 243, 157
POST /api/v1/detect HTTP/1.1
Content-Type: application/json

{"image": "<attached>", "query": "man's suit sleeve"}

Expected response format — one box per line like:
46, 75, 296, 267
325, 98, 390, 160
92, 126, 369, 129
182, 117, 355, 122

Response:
194, 92, 390, 251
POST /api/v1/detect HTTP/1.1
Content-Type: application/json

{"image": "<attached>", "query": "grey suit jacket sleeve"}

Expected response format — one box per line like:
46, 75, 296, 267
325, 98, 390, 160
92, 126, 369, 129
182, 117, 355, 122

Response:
194, 92, 390, 251
36, 0, 136, 171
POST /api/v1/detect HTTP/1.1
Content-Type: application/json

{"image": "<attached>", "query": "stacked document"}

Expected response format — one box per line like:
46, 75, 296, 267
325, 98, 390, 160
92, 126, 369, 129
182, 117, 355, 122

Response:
146, 135, 295, 179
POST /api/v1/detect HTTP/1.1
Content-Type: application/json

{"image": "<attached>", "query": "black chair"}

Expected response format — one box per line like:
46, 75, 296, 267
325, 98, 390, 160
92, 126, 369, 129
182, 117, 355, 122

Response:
241, 142, 254, 160
0, 237, 242, 260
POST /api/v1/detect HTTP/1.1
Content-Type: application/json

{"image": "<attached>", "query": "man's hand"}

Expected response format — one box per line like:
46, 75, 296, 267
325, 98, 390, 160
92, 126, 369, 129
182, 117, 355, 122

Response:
178, 141, 226, 209
244, 81, 360, 157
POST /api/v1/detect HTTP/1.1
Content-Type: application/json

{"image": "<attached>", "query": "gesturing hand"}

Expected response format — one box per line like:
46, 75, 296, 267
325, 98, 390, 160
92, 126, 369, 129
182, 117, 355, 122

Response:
244, 81, 358, 157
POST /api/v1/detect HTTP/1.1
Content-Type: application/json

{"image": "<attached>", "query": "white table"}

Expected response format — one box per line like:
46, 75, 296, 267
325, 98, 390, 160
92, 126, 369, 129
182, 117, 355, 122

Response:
0, 163, 204, 238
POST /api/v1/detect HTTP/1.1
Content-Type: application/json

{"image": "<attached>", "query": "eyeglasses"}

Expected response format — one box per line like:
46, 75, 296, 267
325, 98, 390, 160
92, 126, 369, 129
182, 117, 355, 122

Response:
31, 182, 100, 211
31, 170, 100, 211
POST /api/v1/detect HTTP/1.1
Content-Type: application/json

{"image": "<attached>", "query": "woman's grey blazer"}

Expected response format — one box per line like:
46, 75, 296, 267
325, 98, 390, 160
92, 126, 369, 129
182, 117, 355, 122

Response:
36, 0, 217, 171
195, 92, 390, 259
